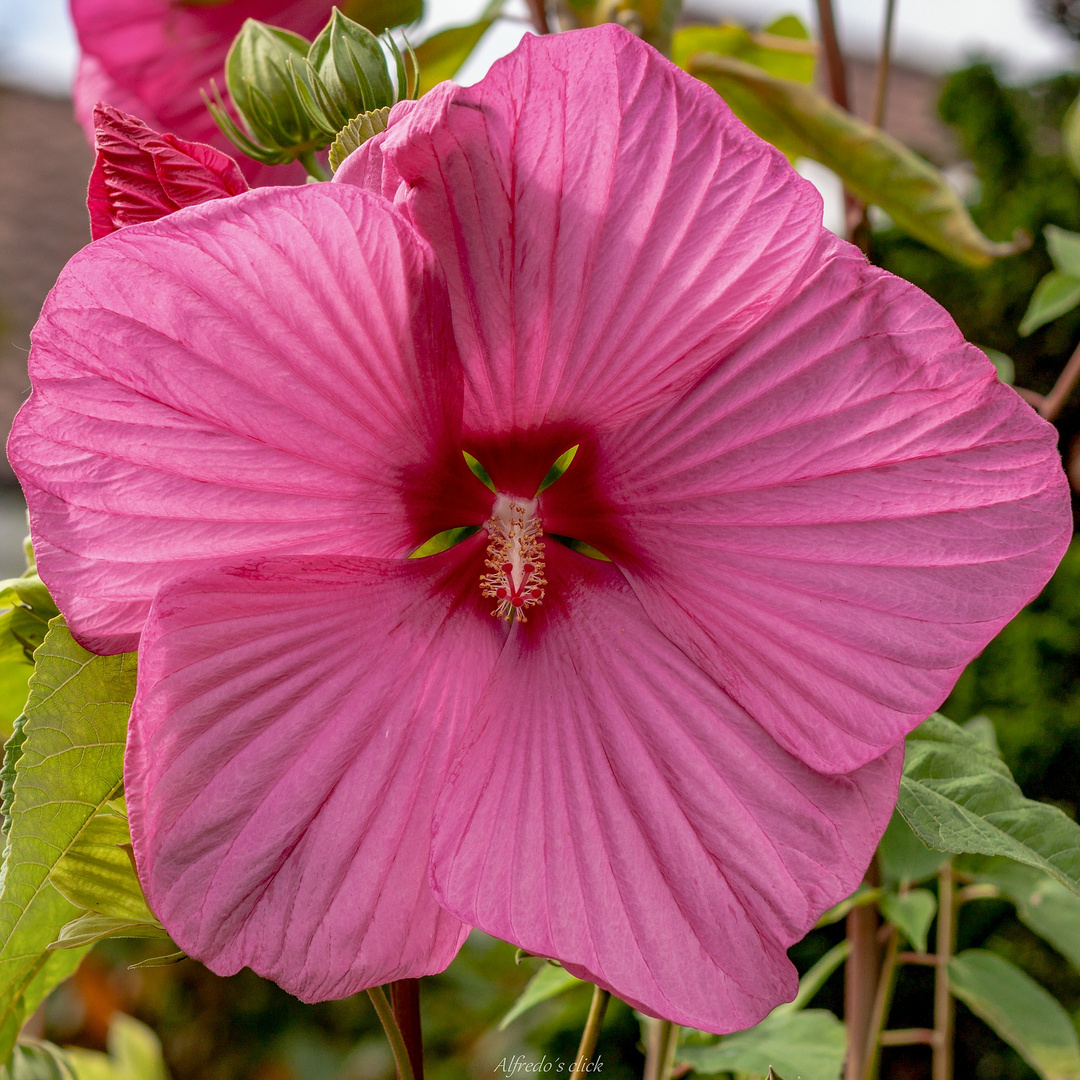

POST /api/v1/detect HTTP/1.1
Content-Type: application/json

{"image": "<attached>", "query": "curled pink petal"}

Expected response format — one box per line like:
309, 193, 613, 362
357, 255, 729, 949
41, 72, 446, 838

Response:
543, 234, 1072, 773
127, 547, 501, 999
9, 185, 487, 653
88, 103, 248, 240
71, 0, 331, 186
431, 543, 902, 1032
342, 25, 824, 492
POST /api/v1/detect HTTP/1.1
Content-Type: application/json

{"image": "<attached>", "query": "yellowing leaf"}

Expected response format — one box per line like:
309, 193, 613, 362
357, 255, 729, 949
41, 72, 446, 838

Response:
683, 55, 1027, 268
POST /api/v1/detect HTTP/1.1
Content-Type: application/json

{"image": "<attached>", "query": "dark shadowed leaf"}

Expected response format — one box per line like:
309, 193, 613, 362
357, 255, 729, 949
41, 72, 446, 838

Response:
949, 950, 1080, 1080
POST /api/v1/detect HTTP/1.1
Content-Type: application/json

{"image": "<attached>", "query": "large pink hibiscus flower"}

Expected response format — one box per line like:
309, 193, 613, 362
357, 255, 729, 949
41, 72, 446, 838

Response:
71, 0, 336, 185
10, 27, 1071, 1031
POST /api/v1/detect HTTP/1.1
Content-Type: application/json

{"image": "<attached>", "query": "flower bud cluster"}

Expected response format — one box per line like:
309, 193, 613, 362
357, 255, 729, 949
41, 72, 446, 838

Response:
206, 9, 418, 171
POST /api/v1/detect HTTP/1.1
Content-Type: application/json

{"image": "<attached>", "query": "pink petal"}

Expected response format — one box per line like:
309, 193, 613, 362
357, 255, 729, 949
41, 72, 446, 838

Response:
9, 185, 487, 654
543, 235, 1072, 774
431, 543, 902, 1032
88, 104, 248, 241
71, 0, 329, 186
342, 26, 824, 492
127, 547, 501, 999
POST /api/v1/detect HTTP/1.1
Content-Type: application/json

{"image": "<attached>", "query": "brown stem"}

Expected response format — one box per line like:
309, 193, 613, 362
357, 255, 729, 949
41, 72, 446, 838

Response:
860, 928, 900, 1080
932, 865, 956, 1080
844, 864, 883, 1080
1039, 338, 1080, 422
897, 952, 936, 966
643, 1020, 679, 1080
870, 0, 898, 129
814, 0, 849, 109
573, 986, 611, 1075
390, 979, 424, 1080
879, 1029, 936, 1047
523, 0, 550, 34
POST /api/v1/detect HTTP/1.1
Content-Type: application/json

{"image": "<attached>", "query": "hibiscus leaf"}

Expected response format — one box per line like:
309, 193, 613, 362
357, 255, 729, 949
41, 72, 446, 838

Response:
49, 815, 154, 924
0, 620, 136, 1062
672, 17, 814, 87
957, 855, 1080, 971
1018, 270, 1080, 337
681, 54, 1026, 268
896, 714, 1080, 898
879, 889, 937, 953
677, 1009, 846, 1080
876, 809, 950, 887
0, 575, 59, 740
498, 962, 586, 1029
949, 950, 1080, 1080
413, 19, 495, 95
63, 1013, 169, 1080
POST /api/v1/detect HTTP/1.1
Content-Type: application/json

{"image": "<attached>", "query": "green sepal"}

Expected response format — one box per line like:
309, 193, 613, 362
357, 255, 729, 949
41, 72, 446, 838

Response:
310, 10, 396, 122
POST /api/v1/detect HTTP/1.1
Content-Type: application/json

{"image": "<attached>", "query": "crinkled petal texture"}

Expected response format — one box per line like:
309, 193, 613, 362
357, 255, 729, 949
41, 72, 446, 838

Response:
9, 185, 487, 654
431, 544, 903, 1032
338, 24, 825, 491
127, 548, 502, 999
543, 234, 1072, 773
71, 0, 328, 185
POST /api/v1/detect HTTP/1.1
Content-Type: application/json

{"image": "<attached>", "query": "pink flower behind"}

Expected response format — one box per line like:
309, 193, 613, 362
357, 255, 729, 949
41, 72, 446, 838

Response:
9, 26, 1072, 1032
71, 0, 335, 185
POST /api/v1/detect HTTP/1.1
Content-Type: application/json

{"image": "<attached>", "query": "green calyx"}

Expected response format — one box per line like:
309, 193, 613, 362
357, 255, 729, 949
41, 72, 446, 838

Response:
206, 10, 418, 174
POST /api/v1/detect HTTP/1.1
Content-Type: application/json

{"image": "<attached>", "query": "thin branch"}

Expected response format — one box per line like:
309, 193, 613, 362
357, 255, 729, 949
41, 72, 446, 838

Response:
870, 0, 898, 129
879, 1029, 938, 1047
814, 0, 849, 109
523, 0, 549, 34
390, 979, 424, 1080
860, 928, 900, 1080
1039, 337, 1080, 421
932, 865, 956, 1080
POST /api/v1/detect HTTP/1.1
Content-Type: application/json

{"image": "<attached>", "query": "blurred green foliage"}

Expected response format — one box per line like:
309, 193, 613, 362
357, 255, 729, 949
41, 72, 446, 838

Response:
874, 65, 1080, 399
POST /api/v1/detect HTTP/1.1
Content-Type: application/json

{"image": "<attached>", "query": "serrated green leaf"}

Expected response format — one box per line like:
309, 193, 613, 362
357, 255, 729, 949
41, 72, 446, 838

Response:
681, 55, 1026, 269
1018, 270, 1080, 337
0, 621, 135, 1061
0, 576, 59, 739
677, 1010, 846, 1080
959, 856, 1080, 971
897, 714, 1080, 898
880, 889, 937, 952
949, 950, 1080, 1080
413, 20, 495, 94
49, 815, 152, 923
498, 963, 585, 1029
328, 106, 392, 172
877, 809, 950, 887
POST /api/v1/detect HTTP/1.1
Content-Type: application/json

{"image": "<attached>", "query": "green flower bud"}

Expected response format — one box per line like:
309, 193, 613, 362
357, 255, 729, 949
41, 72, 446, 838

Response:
206, 11, 417, 179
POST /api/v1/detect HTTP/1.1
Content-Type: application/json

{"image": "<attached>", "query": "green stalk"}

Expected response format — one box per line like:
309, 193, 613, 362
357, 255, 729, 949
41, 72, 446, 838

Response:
298, 150, 329, 181
368, 985, 416, 1080
573, 985, 611, 1074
